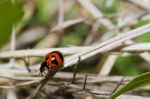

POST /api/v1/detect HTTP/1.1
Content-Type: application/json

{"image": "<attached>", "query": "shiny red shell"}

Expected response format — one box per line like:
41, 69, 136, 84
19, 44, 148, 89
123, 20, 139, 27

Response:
39, 51, 64, 76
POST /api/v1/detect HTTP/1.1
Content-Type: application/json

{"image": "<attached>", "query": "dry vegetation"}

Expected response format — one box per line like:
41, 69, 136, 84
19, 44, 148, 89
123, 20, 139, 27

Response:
0, 0, 150, 99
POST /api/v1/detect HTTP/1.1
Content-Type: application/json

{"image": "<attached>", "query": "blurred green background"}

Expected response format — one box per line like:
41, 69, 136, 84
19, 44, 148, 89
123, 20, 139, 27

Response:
0, 0, 150, 76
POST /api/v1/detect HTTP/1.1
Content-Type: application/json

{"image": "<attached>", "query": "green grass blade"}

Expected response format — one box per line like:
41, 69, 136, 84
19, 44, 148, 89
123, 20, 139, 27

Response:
109, 72, 150, 99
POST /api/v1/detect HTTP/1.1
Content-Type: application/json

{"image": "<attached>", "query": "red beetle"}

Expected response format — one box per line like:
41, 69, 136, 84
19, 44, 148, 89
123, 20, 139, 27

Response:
39, 51, 64, 76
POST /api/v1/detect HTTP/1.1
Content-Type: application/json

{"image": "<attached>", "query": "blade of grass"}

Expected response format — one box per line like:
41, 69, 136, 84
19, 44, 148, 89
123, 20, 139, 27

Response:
109, 72, 150, 99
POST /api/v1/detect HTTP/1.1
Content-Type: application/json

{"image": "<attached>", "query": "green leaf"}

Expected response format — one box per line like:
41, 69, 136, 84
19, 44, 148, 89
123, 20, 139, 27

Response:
0, 0, 23, 48
109, 72, 150, 99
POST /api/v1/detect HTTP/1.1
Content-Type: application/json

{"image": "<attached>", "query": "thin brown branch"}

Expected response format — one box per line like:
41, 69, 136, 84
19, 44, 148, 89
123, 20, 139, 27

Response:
26, 69, 59, 99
